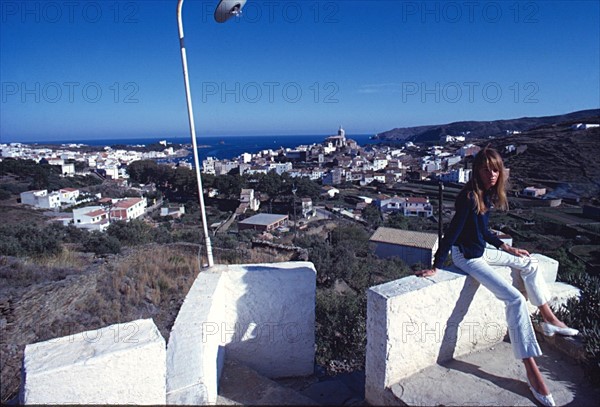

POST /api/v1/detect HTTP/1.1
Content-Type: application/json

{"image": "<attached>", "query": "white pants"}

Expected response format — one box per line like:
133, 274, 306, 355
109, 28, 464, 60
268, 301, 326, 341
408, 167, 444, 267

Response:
451, 246, 551, 359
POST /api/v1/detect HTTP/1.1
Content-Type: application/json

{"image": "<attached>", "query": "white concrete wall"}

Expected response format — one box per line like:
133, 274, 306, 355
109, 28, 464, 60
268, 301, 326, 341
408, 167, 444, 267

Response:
365, 249, 574, 406
166, 261, 316, 405
20, 319, 166, 405
220, 262, 316, 378
166, 270, 221, 405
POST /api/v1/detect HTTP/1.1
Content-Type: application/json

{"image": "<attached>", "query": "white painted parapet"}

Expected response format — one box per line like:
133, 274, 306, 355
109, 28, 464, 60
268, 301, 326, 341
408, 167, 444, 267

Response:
20, 319, 166, 405
218, 262, 316, 378
166, 270, 222, 404
166, 261, 316, 405
365, 249, 577, 406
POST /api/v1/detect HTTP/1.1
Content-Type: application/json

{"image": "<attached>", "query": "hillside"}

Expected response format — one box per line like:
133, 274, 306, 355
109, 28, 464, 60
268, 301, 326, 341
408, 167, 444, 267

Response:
0, 245, 201, 403
375, 109, 600, 143
488, 124, 600, 200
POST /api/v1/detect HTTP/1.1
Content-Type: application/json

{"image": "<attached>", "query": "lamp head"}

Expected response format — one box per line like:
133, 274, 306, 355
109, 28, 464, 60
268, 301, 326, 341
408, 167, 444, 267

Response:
214, 0, 246, 23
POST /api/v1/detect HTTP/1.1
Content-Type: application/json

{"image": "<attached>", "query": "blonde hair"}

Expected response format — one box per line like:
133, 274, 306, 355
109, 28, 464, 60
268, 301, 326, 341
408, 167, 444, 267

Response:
465, 146, 509, 214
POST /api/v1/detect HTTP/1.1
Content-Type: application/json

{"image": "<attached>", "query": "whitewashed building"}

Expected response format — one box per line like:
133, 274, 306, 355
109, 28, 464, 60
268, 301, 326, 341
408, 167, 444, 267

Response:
58, 188, 80, 205
522, 187, 546, 198
403, 197, 433, 217
110, 198, 147, 221
72, 206, 110, 231
301, 198, 314, 218
439, 168, 472, 184
61, 163, 75, 176
379, 196, 405, 213
20, 190, 61, 209
161, 205, 186, 218
240, 189, 260, 211
268, 162, 293, 175
321, 186, 339, 199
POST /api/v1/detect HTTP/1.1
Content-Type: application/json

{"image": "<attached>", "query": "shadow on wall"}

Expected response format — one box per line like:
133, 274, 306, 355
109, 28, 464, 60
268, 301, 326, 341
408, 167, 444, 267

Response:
224, 265, 315, 380
437, 273, 480, 364
195, 263, 317, 403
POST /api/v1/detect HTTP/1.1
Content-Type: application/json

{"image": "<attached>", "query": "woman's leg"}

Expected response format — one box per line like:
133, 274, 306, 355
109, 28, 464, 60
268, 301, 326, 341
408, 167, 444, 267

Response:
453, 247, 553, 400
523, 357, 551, 395
482, 247, 569, 327
482, 247, 550, 307
451, 247, 542, 360
524, 357, 551, 396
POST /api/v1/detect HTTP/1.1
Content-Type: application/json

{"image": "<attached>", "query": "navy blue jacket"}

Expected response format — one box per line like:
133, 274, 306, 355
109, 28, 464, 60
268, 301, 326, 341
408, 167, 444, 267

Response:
433, 189, 504, 269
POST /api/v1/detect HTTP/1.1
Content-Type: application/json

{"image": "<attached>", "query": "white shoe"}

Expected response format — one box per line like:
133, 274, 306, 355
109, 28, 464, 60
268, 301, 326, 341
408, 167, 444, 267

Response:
541, 322, 579, 337
527, 377, 556, 406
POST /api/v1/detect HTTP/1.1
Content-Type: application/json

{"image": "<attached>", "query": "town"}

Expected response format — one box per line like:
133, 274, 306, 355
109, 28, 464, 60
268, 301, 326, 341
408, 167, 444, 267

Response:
3, 124, 598, 242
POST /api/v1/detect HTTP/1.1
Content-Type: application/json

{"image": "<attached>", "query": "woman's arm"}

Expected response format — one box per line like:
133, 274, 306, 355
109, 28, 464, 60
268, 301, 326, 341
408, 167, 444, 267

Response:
500, 243, 530, 257
415, 268, 438, 277
483, 227, 504, 249
431, 192, 471, 270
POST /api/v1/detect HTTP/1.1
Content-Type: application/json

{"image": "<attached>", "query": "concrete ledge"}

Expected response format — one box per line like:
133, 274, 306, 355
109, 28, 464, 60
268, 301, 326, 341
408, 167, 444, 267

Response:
166, 261, 316, 405
20, 319, 166, 405
365, 249, 575, 406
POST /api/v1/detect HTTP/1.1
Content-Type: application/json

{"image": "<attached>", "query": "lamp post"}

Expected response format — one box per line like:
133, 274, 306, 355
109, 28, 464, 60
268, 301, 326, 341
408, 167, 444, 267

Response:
292, 184, 297, 242
176, 0, 245, 267
438, 181, 444, 243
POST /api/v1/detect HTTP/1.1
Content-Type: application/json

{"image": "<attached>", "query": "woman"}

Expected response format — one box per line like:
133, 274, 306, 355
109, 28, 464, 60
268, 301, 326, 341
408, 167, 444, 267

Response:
416, 147, 578, 407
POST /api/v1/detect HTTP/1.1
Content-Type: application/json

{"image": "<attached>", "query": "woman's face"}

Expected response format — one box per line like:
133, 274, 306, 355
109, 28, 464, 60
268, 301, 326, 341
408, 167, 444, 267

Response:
478, 165, 499, 190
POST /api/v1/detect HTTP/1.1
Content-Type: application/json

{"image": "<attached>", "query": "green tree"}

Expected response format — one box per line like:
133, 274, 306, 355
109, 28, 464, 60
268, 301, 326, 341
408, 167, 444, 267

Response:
82, 231, 121, 255
0, 223, 63, 257
293, 177, 321, 201
385, 212, 409, 229
172, 167, 196, 196
127, 160, 160, 184
257, 172, 283, 200
363, 205, 382, 229
107, 219, 154, 246
213, 174, 242, 198
315, 290, 366, 372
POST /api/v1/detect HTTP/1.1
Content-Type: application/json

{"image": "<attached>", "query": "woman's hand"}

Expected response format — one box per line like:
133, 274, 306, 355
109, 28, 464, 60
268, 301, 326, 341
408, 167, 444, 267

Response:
501, 243, 530, 257
415, 268, 437, 277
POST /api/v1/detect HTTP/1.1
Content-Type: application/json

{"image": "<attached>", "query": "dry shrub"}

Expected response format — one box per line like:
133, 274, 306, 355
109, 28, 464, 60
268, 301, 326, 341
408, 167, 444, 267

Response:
0, 248, 86, 289
26, 248, 87, 270
91, 244, 201, 338
247, 247, 295, 264
1, 244, 202, 403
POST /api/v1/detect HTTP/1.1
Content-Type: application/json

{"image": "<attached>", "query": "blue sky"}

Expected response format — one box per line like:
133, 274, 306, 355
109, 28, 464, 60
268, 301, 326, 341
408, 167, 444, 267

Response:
1, 0, 599, 142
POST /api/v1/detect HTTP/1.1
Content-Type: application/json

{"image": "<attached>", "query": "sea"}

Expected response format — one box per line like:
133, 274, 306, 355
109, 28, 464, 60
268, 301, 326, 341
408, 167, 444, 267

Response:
37, 134, 384, 161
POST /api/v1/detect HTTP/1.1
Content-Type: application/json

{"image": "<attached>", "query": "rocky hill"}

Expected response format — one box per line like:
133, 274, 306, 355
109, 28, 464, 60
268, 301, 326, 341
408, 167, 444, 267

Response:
374, 109, 600, 143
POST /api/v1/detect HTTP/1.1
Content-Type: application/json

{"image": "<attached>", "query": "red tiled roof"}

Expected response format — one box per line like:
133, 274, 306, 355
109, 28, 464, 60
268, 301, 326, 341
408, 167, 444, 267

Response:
112, 198, 142, 209
85, 209, 107, 217
406, 197, 428, 204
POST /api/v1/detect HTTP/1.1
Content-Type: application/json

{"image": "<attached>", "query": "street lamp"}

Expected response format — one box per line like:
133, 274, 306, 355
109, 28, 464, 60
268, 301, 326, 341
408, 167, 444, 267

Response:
292, 184, 297, 241
176, 0, 246, 267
